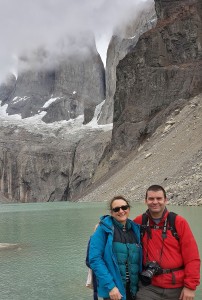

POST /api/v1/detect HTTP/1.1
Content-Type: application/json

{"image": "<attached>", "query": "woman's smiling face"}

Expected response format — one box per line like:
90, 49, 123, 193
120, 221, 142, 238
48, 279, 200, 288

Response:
111, 199, 130, 225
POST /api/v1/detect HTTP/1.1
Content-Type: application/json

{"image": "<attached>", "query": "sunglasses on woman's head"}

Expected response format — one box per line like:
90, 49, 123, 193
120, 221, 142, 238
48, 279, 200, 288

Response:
111, 205, 129, 213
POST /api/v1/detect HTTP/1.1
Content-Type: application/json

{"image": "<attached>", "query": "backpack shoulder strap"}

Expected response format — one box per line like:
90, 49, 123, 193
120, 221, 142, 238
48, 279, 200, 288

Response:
140, 212, 179, 241
86, 238, 91, 268
140, 213, 149, 239
142, 213, 148, 225
167, 212, 179, 241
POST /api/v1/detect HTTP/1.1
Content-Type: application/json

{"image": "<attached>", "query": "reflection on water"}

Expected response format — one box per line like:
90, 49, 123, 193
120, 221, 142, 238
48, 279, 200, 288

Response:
0, 202, 201, 300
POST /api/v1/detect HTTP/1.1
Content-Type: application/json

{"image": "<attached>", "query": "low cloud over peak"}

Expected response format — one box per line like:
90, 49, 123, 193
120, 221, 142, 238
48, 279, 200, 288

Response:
0, 0, 153, 82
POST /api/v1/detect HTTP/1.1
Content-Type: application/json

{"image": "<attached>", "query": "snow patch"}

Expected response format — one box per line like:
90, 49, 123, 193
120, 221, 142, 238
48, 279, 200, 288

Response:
85, 100, 113, 131
0, 99, 112, 136
0, 101, 21, 120
43, 97, 61, 108
12, 96, 30, 104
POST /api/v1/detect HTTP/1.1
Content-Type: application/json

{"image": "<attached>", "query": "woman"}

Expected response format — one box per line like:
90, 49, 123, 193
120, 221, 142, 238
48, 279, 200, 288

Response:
89, 195, 142, 300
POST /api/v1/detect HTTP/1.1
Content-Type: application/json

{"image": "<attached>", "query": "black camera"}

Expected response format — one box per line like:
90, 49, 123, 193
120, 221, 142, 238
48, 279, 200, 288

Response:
140, 261, 163, 285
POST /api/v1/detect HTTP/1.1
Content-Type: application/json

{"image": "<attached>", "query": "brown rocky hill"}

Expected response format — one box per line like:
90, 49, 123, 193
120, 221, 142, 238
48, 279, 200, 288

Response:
79, 93, 202, 206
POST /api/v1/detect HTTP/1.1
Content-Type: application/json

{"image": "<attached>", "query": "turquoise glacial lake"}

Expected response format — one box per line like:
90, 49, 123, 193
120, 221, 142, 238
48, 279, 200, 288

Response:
0, 202, 201, 300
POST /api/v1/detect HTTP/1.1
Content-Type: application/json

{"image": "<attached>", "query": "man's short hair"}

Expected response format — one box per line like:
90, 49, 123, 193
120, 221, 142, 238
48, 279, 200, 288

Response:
145, 185, 166, 199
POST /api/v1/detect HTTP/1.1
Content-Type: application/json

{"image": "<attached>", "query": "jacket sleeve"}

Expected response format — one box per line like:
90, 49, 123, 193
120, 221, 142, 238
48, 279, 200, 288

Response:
89, 225, 116, 292
176, 216, 201, 290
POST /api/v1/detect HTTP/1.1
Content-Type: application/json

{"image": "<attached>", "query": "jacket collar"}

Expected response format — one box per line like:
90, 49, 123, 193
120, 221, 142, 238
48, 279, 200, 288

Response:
146, 207, 169, 224
112, 217, 132, 230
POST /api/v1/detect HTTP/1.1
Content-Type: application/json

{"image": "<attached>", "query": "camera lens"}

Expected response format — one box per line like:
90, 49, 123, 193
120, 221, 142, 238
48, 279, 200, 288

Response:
140, 261, 162, 286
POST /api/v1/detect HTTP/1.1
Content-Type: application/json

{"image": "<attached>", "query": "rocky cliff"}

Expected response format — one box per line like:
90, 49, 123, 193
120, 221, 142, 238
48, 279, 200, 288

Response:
0, 32, 109, 202
109, 0, 202, 161
0, 117, 111, 202
89, 0, 202, 205
98, 1, 156, 125
1, 33, 105, 124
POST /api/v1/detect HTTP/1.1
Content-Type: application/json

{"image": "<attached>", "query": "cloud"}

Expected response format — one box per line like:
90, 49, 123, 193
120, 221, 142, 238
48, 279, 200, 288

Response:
0, 0, 153, 82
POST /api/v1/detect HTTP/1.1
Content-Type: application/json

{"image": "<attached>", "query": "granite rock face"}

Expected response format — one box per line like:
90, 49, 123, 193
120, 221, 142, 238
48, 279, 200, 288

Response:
0, 74, 16, 105
110, 0, 202, 160
1, 33, 105, 124
43, 50, 105, 124
0, 120, 111, 202
0, 32, 108, 203
6, 68, 55, 118
98, 1, 156, 125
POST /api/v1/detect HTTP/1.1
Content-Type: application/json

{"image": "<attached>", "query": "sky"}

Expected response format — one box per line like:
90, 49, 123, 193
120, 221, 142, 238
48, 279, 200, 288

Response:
0, 0, 152, 83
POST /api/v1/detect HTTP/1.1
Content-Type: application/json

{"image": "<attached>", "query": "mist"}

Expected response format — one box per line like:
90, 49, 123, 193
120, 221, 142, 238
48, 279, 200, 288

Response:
0, 0, 153, 82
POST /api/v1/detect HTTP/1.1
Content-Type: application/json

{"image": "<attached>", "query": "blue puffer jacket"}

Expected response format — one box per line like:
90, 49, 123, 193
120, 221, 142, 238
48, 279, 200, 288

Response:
89, 215, 142, 300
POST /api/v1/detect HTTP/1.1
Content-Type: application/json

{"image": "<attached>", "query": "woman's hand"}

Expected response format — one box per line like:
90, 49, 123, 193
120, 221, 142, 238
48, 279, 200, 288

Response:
109, 287, 122, 300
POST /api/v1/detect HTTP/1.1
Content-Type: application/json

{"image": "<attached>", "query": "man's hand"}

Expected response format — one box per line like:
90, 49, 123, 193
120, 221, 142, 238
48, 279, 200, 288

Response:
109, 286, 122, 300
179, 287, 195, 300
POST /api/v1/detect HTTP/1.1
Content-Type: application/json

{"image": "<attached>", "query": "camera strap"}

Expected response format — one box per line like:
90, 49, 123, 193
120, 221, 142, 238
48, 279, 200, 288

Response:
144, 218, 168, 264
146, 218, 168, 239
162, 218, 168, 240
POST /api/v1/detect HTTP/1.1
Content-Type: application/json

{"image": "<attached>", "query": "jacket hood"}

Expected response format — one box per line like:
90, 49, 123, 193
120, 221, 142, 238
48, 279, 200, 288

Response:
99, 215, 113, 233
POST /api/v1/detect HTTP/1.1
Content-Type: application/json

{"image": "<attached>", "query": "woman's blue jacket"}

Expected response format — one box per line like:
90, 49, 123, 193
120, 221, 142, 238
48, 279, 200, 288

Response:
89, 215, 142, 300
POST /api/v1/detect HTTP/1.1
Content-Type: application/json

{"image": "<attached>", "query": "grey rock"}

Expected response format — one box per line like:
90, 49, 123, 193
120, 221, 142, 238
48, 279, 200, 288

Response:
2, 33, 105, 125
80, 93, 202, 206
6, 69, 55, 118
0, 120, 111, 202
98, 1, 157, 125
43, 47, 105, 124
0, 74, 16, 104
0, 243, 21, 250
110, 0, 202, 160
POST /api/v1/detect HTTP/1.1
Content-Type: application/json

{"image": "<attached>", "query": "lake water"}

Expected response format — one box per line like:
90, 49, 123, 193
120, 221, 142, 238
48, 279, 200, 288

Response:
0, 202, 201, 300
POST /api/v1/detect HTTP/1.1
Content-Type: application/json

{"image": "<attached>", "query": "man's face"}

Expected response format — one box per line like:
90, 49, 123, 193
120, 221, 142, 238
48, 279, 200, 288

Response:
145, 190, 167, 218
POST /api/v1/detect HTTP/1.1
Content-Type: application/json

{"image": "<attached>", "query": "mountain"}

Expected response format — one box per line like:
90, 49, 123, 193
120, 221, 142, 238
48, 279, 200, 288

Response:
0, 0, 201, 205
0, 105, 112, 202
98, 0, 157, 125
1, 33, 105, 124
0, 32, 109, 203
110, 0, 202, 160
79, 93, 202, 206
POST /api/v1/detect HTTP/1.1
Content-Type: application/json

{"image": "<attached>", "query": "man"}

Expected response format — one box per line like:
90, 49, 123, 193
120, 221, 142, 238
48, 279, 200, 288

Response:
134, 185, 200, 300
